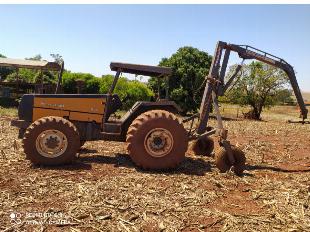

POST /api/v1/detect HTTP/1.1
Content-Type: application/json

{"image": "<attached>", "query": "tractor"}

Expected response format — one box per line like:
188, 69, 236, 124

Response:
11, 41, 308, 175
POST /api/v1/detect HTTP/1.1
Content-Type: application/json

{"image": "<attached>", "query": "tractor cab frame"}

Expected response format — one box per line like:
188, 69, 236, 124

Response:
109, 62, 171, 100
103, 62, 181, 141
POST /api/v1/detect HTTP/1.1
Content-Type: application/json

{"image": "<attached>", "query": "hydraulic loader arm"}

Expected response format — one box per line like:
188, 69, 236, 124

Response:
225, 43, 308, 120
197, 41, 308, 135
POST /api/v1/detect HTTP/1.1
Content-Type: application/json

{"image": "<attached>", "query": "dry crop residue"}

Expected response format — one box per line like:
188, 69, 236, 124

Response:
0, 116, 309, 231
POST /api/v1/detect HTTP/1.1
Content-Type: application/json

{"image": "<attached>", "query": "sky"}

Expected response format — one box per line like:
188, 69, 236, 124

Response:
0, 4, 309, 91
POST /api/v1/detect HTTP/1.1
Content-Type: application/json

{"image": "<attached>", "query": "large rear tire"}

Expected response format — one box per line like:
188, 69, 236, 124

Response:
126, 110, 188, 170
23, 116, 80, 166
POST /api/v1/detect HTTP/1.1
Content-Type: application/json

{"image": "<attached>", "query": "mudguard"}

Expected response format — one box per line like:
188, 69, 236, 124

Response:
119, 101, 181, 141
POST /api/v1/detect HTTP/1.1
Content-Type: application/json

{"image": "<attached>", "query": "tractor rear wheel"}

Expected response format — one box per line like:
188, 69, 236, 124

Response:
192, 137, 214, 157
23, 116, 80, 166
215, 147, 246, 175
127, 110, 188, 170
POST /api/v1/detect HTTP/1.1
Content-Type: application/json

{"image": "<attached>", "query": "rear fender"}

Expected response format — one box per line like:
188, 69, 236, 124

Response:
120, 101, 181, 141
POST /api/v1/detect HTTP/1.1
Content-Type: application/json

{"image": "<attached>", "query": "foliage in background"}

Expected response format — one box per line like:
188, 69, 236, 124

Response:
1, 50, 297, 116
274, 89, 294, 105
62, 71, 98, 93
62, 72, 154, 110
0, 50, 154, 110
224, 61, 290, 119
123, 80, 154, 109
4, 54, 58, 84
5, 69, 57, 84
148, 46, 212, 114
50, 53, 64, 64
98, 75, 154, 109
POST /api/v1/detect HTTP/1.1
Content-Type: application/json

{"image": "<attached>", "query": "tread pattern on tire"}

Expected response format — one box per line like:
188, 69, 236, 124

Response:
126, 110, 188, 170
23, 116, 80, 166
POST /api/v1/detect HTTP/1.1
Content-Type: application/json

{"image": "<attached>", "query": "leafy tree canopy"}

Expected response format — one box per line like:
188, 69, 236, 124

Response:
62, 72, 154, 110
5, 54, 57, 83
148, 46, 212, 114
225, 61, 290, 119
50, 53, 64, 64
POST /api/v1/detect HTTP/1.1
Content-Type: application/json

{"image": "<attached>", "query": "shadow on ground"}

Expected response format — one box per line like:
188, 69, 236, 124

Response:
32, 149, 309, 176
38, 148, 212, 176
78, 153, 212, 176
246, 164, 310, 173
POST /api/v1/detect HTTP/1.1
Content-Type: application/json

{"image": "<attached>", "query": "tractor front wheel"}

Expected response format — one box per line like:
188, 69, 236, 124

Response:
23, 116, 80, 166
126, 110, 188, 170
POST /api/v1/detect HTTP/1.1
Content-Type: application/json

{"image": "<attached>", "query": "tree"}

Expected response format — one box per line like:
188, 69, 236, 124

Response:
62, 71, 97, 93
274, 89, 294, 105
100, 75, 154, 110
5, 54, 57, 83
225, 61, 290, 120
50, 54, 64, 64
148, 46, 212, 114
25, 54, 42, 61
62, 72, 154, 110
6, 68, 37, 83
123, 80, 154, 109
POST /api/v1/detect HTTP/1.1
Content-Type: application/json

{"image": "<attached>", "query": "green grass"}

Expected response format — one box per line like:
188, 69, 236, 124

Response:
0, 107, 18, 117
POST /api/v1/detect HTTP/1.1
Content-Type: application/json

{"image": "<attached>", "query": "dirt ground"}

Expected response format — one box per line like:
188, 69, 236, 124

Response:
0, 112, 309, 231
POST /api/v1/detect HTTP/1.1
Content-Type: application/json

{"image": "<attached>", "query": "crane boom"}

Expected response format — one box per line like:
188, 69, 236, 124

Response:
226, 43, 307, 120
197, 41, 308, 134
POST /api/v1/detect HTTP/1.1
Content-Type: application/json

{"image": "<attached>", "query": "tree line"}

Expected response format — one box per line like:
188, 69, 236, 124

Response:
0, 47, 294, 119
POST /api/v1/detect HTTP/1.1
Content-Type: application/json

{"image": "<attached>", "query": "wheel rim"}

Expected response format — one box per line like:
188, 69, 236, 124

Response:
35, 129, 68, 158
144, 128, 174, 158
